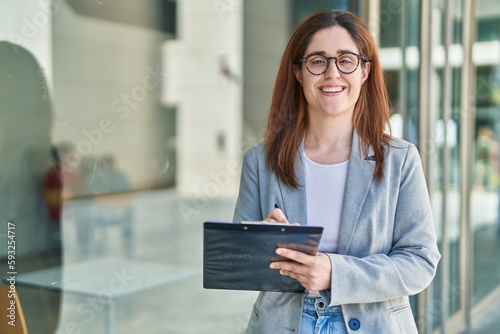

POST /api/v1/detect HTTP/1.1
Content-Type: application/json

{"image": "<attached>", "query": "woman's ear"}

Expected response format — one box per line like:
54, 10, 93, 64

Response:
293, 64, 303, 85
361, 62, 371, 84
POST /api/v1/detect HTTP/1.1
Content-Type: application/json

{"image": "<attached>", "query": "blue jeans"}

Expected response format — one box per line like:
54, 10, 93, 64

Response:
300, 297, 348, 334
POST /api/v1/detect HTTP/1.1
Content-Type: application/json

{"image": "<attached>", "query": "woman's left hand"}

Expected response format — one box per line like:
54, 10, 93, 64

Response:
270, 248, 331, 291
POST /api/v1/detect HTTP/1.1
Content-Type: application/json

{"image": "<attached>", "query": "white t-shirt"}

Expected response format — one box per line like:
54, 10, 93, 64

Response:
303, 148, 349, 297
303, 151, 349, 254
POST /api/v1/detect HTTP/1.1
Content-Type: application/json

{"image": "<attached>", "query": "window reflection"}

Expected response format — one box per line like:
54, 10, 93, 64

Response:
0, 41, 61, 333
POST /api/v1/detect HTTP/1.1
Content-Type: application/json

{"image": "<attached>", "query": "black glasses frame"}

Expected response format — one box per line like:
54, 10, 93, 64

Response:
297, 51, 366, 75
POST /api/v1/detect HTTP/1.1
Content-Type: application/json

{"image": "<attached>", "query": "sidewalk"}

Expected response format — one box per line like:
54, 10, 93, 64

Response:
47, 189, 500, 333
465, 297, 500, 333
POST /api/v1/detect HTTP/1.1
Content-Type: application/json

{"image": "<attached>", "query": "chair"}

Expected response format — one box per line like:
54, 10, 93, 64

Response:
90, 192, 133, 258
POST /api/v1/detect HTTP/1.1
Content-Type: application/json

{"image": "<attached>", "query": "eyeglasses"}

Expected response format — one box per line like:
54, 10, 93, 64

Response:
298, 51, 366, 75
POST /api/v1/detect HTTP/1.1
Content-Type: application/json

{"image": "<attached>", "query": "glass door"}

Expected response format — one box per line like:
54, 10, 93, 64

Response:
418, 0, 465, 332
471, 0, 500, 311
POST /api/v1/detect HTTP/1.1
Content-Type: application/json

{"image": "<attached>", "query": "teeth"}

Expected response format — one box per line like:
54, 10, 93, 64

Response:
322, 86, 343, 92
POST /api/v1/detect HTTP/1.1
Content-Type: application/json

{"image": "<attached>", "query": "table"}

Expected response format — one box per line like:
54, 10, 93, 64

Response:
14, 257, 199, 333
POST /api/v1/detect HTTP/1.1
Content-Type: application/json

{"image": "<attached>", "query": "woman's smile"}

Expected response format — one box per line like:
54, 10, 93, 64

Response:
319, 85, 346, 96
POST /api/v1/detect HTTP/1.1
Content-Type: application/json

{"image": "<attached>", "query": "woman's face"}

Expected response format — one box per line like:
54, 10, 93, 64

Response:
294, 25, 370, 122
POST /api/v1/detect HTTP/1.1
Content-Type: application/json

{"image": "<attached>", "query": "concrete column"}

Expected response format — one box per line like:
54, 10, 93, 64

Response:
164, 0, 244, 197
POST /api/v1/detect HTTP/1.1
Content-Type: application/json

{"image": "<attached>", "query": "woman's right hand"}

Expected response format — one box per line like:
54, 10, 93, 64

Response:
265, 208, 290, 224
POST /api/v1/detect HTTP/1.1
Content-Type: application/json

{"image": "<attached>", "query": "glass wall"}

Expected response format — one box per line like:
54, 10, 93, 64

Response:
431, 1, 464, 331
379, 0, 500, 332
0, 0, 254, 333
380, 0, 420, 143
472, 0, 500, 307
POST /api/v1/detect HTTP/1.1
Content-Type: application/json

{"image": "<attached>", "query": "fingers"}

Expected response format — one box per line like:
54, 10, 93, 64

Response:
270, 260, 307, 283
275, 247, 309, 264
270, 250, 332, 291
265, 208, 289, 224
269, 248, 309, 276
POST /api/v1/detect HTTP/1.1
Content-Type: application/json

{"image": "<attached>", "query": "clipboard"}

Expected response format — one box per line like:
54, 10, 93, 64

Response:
203, 221, 323, 292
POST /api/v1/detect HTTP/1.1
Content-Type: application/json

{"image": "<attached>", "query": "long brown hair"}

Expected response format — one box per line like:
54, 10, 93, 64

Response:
264, 10, 391, 188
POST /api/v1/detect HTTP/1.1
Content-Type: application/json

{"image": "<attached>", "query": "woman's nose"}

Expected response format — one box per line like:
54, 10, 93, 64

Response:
324, 59, 341, 79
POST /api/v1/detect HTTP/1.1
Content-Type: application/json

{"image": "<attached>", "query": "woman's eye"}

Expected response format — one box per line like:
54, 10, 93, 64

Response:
339, 58, 353, 64
310, 57, 326, 65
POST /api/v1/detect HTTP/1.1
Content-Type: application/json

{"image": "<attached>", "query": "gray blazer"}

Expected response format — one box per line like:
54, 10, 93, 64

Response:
233, 131, 441, 333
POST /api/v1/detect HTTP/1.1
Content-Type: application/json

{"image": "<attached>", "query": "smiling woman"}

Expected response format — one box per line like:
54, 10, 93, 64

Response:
264, 10, 390, 188
233, 9, 440, 334
293, 25, 371, 166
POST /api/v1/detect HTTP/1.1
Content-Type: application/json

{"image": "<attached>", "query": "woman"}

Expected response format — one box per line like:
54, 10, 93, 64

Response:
233, 10, 440, 334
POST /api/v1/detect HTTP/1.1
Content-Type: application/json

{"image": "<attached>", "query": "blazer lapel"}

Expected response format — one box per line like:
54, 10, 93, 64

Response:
337, 131, 375, 255
279, 147, 307, 226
